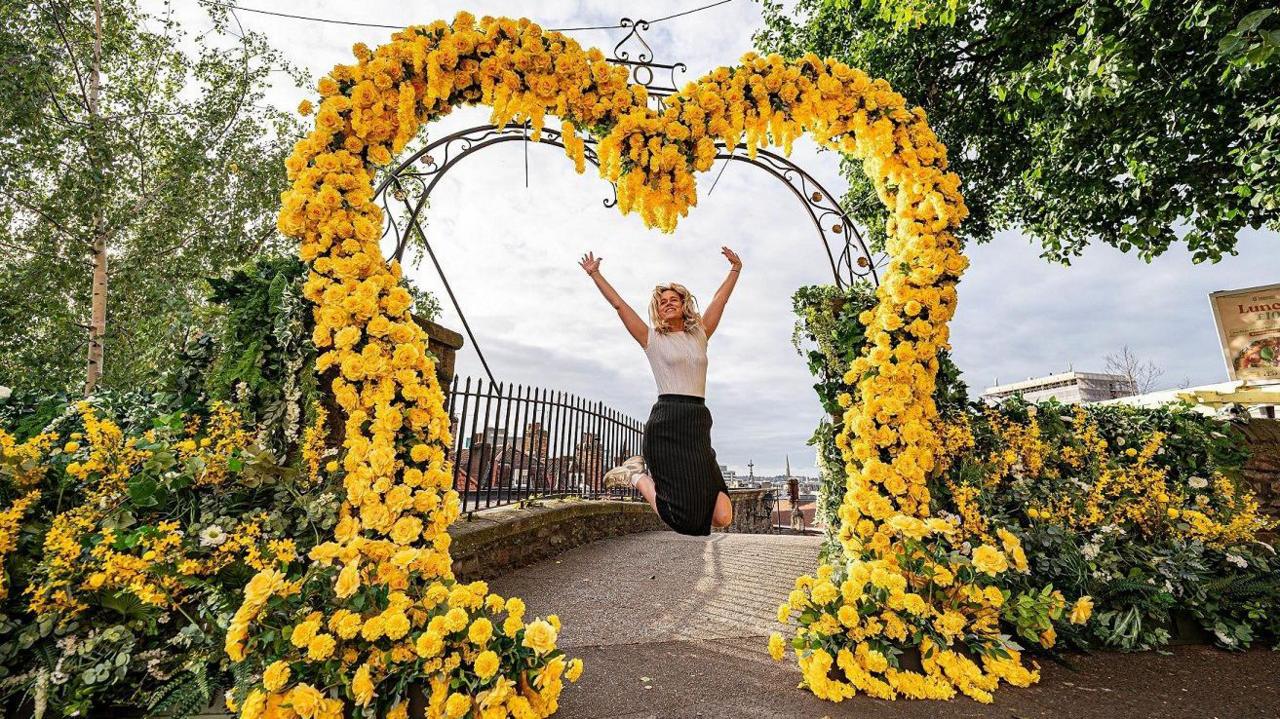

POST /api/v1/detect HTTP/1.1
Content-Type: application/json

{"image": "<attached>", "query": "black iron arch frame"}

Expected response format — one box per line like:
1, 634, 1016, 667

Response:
371, 18, 887, 383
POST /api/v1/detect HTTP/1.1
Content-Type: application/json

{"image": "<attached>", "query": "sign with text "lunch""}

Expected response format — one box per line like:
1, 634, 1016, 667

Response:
1211, 282, 1280, 382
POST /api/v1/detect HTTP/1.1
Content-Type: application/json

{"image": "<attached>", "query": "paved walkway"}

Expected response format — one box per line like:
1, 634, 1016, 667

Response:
491, 531, 1280, 719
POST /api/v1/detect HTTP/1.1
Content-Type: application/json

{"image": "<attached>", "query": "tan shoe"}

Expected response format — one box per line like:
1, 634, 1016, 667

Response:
603, 455, 646, 489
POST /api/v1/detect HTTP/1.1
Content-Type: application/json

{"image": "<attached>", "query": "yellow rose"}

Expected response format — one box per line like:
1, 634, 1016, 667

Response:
1069, 596, 1093, 625
335, 612, 363, 639
335, 560, 361, 598
307, 633, 336, 661
521, 620, 557, 655
361, 615, 386, 641
415, 631, 444, 657
287, 683, 324, 717
351, 663, 375, 706
262, 660, 291, 691
383, 610, 411, 640
565, 657, 584, 682
1039, 625, 1057, 648
468, 617, 493, 645
971, 545, 1009, 576
932, 610, 966, 638
291, 619, 320, 648
473, 649, 500, 680
444, 692, 471, 718
444, 607, 468, 633
768, 632, 786, 661
240, 690, 265, 719
390, 516, 423, 545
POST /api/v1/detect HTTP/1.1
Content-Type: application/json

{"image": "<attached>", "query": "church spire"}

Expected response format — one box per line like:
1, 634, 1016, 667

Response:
785, 454, 791, 478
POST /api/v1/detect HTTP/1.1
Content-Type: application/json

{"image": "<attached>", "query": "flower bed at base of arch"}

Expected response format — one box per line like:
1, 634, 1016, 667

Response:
227, 10, 1082, 717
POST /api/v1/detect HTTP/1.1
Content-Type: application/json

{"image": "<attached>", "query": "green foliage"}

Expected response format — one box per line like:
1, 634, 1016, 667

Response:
861, 0, 960, 29
0, 0, 304, 394
943, 398, 1280, 651
790, 282, 877, 419
0, 397, 342, 717
791, 281, 968, 558
756, 0, 1280, 262
205, 254, 316, 460
147, 661, 213, 718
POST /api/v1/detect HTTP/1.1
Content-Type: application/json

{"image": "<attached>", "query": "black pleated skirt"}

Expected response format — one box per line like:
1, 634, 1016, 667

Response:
642, 394, 729, 536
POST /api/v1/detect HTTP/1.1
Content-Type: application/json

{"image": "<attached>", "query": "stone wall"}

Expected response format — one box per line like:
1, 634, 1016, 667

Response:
713, 488, 775, 535
1237, 417, 1280, 523
449, 499, 666, 581
414, 315, 464, 387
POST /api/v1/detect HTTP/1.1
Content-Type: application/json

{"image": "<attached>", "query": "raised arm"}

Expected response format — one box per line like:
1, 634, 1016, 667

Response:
579, 252, 649, 348
701, 246, 741, 339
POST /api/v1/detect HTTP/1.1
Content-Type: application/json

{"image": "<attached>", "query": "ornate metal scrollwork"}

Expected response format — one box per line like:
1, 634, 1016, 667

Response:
370, 18, 886, 380
610, 18, 687, 110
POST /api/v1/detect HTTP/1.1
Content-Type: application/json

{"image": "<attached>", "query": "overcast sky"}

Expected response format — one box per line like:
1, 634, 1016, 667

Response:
162, 0, 1278, 477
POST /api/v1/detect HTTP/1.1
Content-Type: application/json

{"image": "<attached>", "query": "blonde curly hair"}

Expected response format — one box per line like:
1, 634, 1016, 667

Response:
648, 282, 704, 335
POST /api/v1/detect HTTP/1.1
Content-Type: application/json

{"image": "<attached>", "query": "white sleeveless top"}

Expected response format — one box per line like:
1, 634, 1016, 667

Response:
643, 324, 708, 397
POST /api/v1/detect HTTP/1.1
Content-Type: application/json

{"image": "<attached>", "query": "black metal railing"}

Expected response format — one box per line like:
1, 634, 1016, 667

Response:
443, 375, 646, 513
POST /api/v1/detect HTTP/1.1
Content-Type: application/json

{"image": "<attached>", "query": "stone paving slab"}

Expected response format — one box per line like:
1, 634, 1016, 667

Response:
490, 531, 821, 647
490, 531, 1280, 719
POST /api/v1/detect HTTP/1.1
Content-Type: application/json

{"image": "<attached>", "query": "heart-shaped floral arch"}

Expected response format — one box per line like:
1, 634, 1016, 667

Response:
224, 11, 1046, 718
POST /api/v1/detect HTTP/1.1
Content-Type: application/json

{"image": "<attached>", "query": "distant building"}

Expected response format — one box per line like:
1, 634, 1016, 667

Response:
981, 371, 1137, 406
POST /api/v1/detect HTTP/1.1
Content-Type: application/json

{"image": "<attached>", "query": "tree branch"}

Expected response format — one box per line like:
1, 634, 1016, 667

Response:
0, 188, 87, 249
41, 1, 91, 114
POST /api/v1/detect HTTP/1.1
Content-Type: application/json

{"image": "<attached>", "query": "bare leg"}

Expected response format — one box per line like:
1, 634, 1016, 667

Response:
632, 472, 660, 515
711, 491, 733, 528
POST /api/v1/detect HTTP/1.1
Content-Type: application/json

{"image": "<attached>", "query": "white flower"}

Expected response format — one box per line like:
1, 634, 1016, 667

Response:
1026, 405, 1038, 417
1187, 476, 1208, 489
1226, 553, 1248, 568
51, 671, 68, 685
1081, 543, 1100, 560
198, 525, 228, 547
0, 385, 11, 400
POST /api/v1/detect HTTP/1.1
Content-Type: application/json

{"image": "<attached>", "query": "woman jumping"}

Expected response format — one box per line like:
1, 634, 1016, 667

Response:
579, 247, 742, 536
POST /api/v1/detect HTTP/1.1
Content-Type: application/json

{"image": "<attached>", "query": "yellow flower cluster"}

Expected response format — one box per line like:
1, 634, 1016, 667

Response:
0, 490, 39, 599
0, 428, 57, 489
262, 9, 1005, 708
300, 406, 332, 487
240, 14, 613, 717
26, 403, 277, 618
726, 11, 1043, 698
772, 516, 1042, 702
999, 409, 1276, 546
174, 401, 254, 487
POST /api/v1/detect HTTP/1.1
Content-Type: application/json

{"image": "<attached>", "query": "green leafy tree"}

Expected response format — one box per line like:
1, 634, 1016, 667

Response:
756, 0, 1280, 263
0, 0, 304, 394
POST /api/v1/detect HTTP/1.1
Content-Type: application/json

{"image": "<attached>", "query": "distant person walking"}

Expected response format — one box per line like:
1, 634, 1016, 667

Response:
581, 247, 742, 536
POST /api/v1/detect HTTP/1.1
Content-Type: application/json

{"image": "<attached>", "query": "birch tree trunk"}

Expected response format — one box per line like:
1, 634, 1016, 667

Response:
85, 0, 107, 394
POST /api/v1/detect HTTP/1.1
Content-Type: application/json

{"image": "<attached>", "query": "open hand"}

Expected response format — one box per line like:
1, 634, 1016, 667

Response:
721, 246, 742, 271
579, 251, 602, 276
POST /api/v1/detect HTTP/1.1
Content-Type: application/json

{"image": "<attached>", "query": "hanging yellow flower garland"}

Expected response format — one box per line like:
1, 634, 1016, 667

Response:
229, 10, 1058, 716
